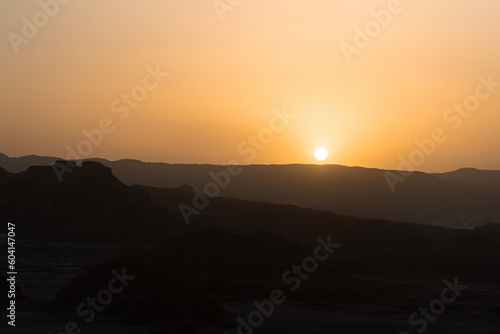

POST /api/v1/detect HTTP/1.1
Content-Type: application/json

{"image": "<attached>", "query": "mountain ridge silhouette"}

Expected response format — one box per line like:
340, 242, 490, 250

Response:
1, 153, 499, 227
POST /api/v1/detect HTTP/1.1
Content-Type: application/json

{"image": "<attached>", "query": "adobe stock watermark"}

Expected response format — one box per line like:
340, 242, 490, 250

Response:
225, 235, 340, 334
399, 277, 467, 334
385, 74, 499, 192
48, 267, 135, 334
52, 64, 169, 182
340, 0, 417, 64
178, 107, 295, 224
213, 0, 244, 21
7, 0, 72, 54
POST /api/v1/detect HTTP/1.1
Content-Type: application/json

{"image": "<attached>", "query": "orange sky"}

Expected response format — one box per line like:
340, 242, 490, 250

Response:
1, 0, 500, 172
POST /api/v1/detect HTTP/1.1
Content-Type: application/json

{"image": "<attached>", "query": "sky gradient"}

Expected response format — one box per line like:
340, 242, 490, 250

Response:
1, 0, 500, 172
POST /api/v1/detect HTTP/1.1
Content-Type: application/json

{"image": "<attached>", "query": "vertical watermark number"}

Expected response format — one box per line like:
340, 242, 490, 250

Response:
6, 222, 17, 327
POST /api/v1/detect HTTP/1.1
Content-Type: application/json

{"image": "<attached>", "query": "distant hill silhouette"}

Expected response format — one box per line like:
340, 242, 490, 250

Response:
435, 167, 500, 188
1, 153, 499, 227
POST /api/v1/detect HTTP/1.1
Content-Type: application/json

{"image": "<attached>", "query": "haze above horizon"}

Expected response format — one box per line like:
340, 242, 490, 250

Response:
1, 0, 500, 172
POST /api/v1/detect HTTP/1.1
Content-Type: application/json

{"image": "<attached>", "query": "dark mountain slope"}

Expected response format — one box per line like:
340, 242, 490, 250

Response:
434, 167, 500, 188
0, 161, 172, 243
2, 153, 499, 226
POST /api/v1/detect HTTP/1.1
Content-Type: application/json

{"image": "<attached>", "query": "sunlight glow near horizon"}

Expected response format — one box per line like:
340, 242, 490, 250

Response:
1, 0, 500, 172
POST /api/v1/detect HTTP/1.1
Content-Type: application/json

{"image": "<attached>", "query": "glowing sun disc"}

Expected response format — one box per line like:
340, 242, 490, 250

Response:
315, 147, 329, 161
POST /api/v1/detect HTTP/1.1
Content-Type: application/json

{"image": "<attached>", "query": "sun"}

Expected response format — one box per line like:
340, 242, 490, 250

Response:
314, 147, 329, 161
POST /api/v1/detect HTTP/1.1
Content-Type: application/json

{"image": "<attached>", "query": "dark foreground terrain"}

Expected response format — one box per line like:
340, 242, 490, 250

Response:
1, 161, 499, 333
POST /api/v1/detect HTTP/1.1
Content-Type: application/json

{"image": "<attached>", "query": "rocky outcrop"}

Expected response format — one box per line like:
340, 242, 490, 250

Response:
0, 161, 172, 243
